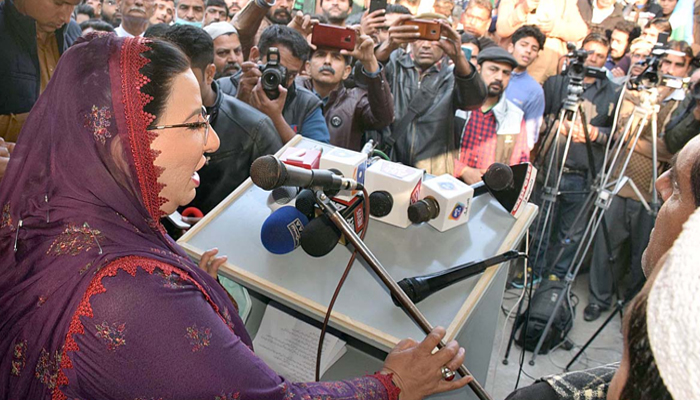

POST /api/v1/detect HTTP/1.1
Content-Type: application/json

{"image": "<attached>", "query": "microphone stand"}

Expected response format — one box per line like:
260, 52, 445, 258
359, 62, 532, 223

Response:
313, 190, 493, 400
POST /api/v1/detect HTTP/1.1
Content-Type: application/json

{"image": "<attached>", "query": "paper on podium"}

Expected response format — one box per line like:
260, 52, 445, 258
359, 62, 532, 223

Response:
253, 304, 347, 382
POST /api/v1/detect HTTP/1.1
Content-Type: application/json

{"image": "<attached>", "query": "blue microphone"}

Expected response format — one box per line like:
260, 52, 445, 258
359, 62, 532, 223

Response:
260, 206, 309, 254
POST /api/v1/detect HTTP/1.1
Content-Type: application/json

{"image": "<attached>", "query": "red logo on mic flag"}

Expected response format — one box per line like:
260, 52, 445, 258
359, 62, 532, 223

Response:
410, 180, 422, 204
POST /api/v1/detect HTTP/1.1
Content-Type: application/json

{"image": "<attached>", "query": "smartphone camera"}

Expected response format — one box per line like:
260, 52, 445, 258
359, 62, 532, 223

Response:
259, 47, 288, 100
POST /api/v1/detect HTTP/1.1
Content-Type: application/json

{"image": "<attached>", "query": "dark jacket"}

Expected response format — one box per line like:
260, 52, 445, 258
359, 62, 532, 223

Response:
218, 74, 323, 136
189, 81, 283, 214
0, 0, 81, 115
542, 75, 621, 175
663, 95, 700, 154
577, 0, 625, 36
384, 49, 487, 175
296, 64, 394, 152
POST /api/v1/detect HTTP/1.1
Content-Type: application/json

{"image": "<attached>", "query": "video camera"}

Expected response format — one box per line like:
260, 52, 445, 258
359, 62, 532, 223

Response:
562, 44, 608, 83
259, 47, 288, 100
628, 33, 691, 91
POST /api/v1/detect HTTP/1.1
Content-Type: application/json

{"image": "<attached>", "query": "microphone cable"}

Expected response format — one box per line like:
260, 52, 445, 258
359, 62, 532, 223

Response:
314, 187, 371, 382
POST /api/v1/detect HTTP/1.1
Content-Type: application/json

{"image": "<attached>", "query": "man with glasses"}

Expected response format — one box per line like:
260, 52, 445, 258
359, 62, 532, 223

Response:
163, 25, 282, 215
203, 0, 228, 26
460, 0, 496, 49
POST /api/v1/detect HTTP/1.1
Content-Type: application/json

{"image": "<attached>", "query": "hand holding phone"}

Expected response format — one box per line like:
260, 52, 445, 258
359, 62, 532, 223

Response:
311, 23, 357, 51
400, 19, 441, 41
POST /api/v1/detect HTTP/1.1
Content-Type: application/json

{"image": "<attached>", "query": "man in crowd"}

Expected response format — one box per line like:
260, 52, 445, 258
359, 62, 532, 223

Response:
455, 47, 529, 184
297, 33, 394, 150
662, 69, 700, 155
584, 40, 695, 322
433, 0, 455, 20
225, 0, 248, 18
460, 0, 496, 49
75, 4, 96, 24
220, 25, 330, 144
204, 0, 228, 26
163, 25, 283, 215
251, 0, 293, 46
101, 0, 121, 26
640, 17, 672, 45
607, 20, 638, 77
515, 33, 620, 288
497, 0, 588, 83
505, 25, 546, 149
204, 22, 243, 78
320, 0, 352, 26
374, 4, 411, 45
577, 0, 625, 35
657, 0, 678, 18
85, 0, 103, 19
461, 32, 480, 64
375, 14, 487, 175
176, 0, 205, 26
149, 0, 174, 25
0, 0, 81, 143
114, 0, 154, 37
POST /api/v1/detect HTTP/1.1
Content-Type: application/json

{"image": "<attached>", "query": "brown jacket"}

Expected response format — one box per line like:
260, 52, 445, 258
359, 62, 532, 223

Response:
297, 65, 394, 151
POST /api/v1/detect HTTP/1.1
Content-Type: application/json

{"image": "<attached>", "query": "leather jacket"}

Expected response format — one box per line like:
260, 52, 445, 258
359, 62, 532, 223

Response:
296, 64, 394, 151
384, 49, 487, 175
189, 81, 283, 214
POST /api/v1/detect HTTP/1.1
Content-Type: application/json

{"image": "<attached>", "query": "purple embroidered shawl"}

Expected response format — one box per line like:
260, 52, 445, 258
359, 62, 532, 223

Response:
0, 34, 249, 399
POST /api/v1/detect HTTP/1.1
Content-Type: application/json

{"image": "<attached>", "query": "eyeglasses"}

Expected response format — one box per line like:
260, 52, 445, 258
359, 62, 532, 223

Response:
147, 106, 210, 145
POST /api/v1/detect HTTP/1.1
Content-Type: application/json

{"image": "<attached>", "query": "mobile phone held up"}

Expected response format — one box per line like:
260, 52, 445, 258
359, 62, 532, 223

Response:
368, 0, 387, 14
401, 19, 441, 41
311, 24, 357, 51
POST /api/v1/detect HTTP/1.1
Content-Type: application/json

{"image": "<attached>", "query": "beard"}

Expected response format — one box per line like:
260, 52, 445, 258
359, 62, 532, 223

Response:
487, 82, 503, 97
268, 8, 292, 24
214, 62, 241, 79
325, 9, 350, 24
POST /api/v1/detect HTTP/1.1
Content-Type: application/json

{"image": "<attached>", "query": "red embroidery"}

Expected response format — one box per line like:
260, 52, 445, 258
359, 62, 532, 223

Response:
11, 340, 27, 376
1, 203, 14, 231
37, 296, 47, 307
95, 321, 127, 351
368, 373, 400, 400
185, 324, 212, 352
120, 37, 167, 224
215, 392, 240, 400
35, 347, 63, 390
46, 223, 103, 256
53, 256, 231, 400
85, 105, 113, 144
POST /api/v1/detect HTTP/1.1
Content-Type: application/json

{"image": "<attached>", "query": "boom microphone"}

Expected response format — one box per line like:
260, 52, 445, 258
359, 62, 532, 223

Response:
392, 250, 526, 306
251, 155, 363, 196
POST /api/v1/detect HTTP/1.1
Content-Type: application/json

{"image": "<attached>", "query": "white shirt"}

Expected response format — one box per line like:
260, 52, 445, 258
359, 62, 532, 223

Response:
591, 1, 615, 24
114, 25, 142, 38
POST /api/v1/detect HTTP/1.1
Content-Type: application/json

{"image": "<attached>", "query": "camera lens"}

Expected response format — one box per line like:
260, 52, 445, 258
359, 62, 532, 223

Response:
263, 71, 280, 88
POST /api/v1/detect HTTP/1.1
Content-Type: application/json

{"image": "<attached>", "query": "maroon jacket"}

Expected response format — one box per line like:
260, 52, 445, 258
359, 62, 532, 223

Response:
297, 65, 394, 151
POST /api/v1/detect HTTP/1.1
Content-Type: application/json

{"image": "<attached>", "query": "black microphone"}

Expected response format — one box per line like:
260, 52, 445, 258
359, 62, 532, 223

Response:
251, 155, 364, 196
295, 189, 318, 220
300, 214, 342, 257
392, 251, 526, 306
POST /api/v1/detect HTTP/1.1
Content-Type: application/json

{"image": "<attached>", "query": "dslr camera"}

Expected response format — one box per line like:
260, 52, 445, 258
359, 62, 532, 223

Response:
259, 47, 288, 100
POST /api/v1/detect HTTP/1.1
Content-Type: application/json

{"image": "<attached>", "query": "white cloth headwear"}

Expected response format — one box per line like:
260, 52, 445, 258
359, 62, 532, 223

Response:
203, 22, 238, 40
647, 207, 700, 399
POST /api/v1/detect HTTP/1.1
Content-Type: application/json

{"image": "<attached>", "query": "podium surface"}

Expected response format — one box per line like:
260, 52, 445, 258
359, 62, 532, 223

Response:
178, 136, 537, 400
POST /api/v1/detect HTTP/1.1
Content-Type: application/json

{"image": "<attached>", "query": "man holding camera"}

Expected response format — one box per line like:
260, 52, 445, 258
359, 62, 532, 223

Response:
219, 25, 330, 144
163, 25, 282, 215
374, 14, 487, 175
297, 32, 394, 151
514, 33, 621, 289
584, 40, 694, 322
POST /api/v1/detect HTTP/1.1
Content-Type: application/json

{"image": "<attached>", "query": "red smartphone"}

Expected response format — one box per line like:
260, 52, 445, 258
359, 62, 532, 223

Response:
311, 24, 357, 51
401, 19, 441, 41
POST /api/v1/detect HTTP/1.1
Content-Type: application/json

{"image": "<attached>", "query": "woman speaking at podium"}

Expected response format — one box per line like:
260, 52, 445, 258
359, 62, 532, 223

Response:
0, 34, 470, 400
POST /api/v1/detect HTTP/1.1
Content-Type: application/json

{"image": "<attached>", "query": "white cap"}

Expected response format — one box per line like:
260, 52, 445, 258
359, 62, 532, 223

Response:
203, 22, 238, 40
647, 207, 700, 399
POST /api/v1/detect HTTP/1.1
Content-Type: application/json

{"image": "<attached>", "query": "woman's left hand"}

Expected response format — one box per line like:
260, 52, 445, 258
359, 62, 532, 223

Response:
199, 248, 228, 280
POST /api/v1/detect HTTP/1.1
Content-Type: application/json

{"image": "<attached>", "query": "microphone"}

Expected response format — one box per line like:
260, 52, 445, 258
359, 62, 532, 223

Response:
363, 159, 424, 228
251, 155, 363, 196
266, 186, 301, 211
295, 189, 318, 220
300, 214, 341, 257
472, 162, 536, 218
392, 250, 525, 306
369, 190, 393, 217
260, 206, 309, 254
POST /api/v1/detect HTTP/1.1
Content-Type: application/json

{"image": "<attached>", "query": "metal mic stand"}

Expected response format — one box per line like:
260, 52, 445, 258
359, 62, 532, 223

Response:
527, 87, 662, 365
313, 191, 494, 400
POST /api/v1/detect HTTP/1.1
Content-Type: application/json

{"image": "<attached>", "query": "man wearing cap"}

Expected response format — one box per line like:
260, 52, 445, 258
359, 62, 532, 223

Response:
204, 21, 243, 78
454, 46, 529, 184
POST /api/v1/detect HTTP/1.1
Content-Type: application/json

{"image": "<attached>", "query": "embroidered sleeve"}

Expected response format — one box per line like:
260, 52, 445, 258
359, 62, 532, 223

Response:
59, 260, 396, 400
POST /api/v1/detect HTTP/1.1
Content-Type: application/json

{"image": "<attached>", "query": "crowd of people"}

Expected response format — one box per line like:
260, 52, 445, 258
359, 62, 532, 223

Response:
1, 0, 700, 399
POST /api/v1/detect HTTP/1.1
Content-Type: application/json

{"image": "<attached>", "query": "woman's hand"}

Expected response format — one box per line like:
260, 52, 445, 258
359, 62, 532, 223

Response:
381, 327, 471, 400
199, 248, 228, 280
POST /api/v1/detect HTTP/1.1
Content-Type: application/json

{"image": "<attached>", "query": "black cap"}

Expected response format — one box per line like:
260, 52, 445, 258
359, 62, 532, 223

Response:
476, 46, 518, 69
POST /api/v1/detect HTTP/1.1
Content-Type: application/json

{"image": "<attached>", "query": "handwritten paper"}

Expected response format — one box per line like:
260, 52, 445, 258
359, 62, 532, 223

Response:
253, 304, 347, 382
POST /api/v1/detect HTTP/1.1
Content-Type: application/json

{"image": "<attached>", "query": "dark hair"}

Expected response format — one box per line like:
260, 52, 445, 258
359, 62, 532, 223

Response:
258, 25, 311, 63
206, 0, 228, 11
614, 19, 638, 36
582, 32, 610, 49
692, 151, 700, 207
460, 32, 480, 49
385, 4, 411, 14
666, 40, 694, 60
465, 0, 492, 14
164, 24, 215, 70
143, 23, 172, 39
647, 17, 672, 34
511, 25, 545, 49
310, 13, 329, 24
75, 4, 95, 18
619, 291, 672, 400
78, 19, 115, 33
140, 39, 191, 124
